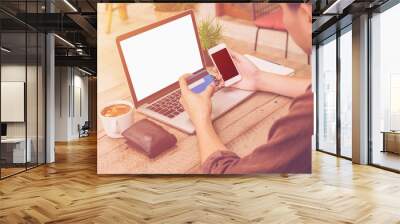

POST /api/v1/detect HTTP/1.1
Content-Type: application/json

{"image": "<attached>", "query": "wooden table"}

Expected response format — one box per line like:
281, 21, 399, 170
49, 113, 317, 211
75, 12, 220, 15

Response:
381, 131, 400, 154
97, 58, 310, 174
97, 4, 311, 174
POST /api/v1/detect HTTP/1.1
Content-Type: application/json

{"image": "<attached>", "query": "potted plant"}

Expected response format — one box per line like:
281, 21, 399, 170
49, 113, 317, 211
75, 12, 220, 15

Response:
197, 18, 223, 67
154, 3, 197, 12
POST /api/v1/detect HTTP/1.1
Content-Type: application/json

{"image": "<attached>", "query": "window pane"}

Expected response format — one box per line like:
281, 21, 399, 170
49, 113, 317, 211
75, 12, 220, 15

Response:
371, 3, 400, 171
38, 33, 46, 165
312, 46, 317, 150
27, 31, 38, 169
1, 31, 27, 177
318, 37, 337, 154
340, 29, 352, 158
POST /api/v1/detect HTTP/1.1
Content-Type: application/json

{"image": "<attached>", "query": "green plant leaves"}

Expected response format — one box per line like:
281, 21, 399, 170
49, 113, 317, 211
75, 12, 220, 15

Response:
198, 18, 223, 50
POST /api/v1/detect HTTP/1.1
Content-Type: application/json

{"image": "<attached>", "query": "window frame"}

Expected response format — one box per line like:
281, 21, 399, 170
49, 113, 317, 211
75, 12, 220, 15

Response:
315, 24, 353, 160
367, 0, 400, 173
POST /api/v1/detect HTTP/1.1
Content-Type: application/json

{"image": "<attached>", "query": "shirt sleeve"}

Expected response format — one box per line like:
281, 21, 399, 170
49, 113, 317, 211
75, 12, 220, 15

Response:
202, 88, 313, 174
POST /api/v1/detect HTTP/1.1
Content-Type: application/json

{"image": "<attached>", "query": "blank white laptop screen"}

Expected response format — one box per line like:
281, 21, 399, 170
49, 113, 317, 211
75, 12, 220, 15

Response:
120, 14, 203, 102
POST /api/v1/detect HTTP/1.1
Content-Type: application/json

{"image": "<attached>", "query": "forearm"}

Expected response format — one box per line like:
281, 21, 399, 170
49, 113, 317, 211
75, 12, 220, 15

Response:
195, 121, 227, 163
255, 71, 310, 98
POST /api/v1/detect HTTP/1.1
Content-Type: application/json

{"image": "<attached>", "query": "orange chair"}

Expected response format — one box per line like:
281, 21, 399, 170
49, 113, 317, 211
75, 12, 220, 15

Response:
253, 7, 289, 58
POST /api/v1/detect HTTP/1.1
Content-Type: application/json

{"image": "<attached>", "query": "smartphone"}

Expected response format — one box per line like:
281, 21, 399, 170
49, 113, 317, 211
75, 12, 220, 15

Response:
208, 43, 241, 86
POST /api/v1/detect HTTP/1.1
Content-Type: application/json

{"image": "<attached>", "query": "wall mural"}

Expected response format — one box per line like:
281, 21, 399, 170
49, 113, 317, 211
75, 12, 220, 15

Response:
97, 3, 313, 174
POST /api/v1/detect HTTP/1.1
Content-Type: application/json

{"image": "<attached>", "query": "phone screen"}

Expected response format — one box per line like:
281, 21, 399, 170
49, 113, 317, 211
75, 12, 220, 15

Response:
211, 48, 239, 81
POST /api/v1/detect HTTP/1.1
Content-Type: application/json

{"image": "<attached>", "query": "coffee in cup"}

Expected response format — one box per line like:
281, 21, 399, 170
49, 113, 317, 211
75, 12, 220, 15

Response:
100, 100, 134, 138
101, 104, 131, 117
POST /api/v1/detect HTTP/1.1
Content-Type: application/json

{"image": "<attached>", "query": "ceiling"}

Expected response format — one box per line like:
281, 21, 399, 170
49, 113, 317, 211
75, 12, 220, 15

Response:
0, 32, 45, 65
312, 0, 391, 44
0, 0, 98, 74
2, 0, 397, 73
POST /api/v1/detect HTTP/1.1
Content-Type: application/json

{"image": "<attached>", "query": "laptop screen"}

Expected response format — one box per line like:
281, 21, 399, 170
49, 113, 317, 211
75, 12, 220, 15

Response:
119, 13, 203, 102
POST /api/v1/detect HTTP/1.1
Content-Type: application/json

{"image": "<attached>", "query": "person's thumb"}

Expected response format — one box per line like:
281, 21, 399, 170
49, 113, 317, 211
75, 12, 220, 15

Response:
202, 83, 215, 98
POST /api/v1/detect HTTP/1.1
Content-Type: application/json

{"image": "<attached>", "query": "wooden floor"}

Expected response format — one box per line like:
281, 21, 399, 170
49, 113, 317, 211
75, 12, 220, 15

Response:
1, 167, 26, 178
0, 135, 399, 223
373, 150, 400, 171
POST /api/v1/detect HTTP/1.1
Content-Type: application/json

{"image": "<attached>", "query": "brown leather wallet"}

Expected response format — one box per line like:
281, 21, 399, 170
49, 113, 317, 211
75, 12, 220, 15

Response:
121, 119, 177, 158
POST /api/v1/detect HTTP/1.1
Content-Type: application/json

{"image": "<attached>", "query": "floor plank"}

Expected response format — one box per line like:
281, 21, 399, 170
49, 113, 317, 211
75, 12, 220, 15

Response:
1, 135, 400, 223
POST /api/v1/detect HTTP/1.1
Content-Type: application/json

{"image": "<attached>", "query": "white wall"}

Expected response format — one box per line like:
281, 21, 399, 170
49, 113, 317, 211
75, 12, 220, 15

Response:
1, 65, 26, 136
1, 65, 35, 138
55, 67, 70, 141
1, 63, 46, 163
71, 74, 89, 138
54, 67, 89, 141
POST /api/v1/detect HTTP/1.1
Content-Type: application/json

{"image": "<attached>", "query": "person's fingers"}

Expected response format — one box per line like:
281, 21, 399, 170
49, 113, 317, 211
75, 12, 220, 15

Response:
229, 50, 241, 62
179, 97, 187, 111
215, 76, 224, 88
229, 49, 238, 57
178, 73, 192, 93
202, 82, 215, 98
230, 50, 245, 69
209, 71, 220, 79
210, 67, 218, 74
230, 50, 253, 66
179, 97, 184, 105
235, 53, 257, 70
213, 73, 223, 85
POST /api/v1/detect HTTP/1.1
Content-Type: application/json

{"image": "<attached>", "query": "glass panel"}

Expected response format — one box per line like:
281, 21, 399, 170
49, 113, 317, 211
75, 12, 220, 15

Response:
1, 31, 27, 177
0, 1, 46, 178
27, 31, 38, 169
390, 75, 400, 130
317, 37, 337, 154
371, 4, 400, 171
74, 86, 82, 138
340, 29, 352, 158
26, 0, 39, 169
38, 32, 45, 165
312, 46, 317, 151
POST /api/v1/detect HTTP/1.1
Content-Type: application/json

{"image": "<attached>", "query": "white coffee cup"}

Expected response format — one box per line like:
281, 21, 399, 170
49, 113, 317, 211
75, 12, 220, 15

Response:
100, 100, 134, 138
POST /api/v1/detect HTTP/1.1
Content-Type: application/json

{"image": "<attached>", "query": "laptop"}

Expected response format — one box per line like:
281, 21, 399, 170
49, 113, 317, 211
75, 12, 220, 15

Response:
116, 10, 255, 134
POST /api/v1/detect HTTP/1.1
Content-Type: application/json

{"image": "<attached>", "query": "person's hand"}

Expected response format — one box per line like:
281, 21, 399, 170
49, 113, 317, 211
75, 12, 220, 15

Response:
229, 50, 261, 91
179, 74, 216, 128
208, 67, 225, 89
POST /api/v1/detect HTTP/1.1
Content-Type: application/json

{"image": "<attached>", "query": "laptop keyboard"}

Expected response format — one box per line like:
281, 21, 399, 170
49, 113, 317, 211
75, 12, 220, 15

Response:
146, 90, 185, 118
